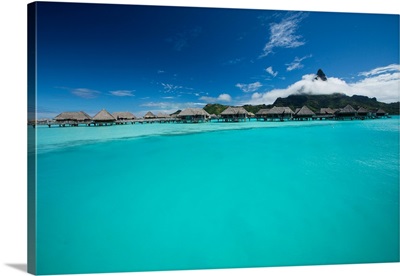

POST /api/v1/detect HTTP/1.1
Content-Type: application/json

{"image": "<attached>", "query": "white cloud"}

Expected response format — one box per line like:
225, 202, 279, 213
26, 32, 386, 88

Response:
199, 93, 232, 103
161, 83, 183, 93
236, 81, 262, 93
217, 93, 232, 102
265, 66, 278, 77
261, 12, 307, 57
109, 90, 134, 97
244, 65, 400, 105
71, 88, 100, 99
358, 64, 400, 77
162, 96, 174, 99
286, 55, 312, 71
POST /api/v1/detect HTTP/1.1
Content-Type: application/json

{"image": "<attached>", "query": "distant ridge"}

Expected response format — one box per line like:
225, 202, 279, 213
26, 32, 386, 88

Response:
203, 94, 399, 115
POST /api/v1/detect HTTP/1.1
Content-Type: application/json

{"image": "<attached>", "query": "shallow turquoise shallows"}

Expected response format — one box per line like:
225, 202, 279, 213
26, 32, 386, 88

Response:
34, 118, 399, 275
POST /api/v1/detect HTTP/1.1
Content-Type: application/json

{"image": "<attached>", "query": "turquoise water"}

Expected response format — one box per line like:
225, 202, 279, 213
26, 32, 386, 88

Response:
34, 118, 399, 275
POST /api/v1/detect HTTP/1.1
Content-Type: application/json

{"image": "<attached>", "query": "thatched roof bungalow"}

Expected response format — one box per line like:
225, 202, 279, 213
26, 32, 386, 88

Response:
157, 112, 171, 119
178, 108, 210, 123
294, 106, 315, 120
315, 107, 335, 120
356, 107, 370, 119
336, 104, 357, 118
209, 114, 219, 120
255, 108, 270, 120
266, 106, 294, 121
92, 109, 116, 125
143, 111, 157, 119
112, 111, 136, 125
54, 111, 92, 126
112, 111, 136, 120
319, 108, 335, 115
54, 111, 92, 122
374, 108, 387, 117
220, 106, 249, 122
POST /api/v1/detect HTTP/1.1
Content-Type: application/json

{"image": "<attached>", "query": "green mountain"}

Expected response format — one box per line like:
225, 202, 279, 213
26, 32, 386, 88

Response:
203, 103, 229, 115
203, 93, 399, 115
273, 93, 399, 114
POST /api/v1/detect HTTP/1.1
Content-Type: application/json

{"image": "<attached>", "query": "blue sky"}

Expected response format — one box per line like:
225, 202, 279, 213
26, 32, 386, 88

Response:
34, 2, 399, 118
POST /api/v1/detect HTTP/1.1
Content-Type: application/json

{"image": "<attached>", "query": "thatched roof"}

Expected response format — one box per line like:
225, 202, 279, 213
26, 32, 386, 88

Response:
256, 108, 270, 115
267, 106, 294, 115
319, 108, 335, 115
178, 108, 210, 117
144, 111, 156, 118
54, 111, 92, 121
295, 106, 315, 116
338, 104, 357, 114
92, 109, 116, 121
376, 108, 386, 114
210, 114, 218, 119
220, 106, 248, 115
157, 112, 171, 118
112, 111, 136, 120
357, 107, 369, 114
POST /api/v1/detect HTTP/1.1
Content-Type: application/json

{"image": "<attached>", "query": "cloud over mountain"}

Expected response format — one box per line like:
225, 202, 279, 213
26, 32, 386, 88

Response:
246, 65, 400, 105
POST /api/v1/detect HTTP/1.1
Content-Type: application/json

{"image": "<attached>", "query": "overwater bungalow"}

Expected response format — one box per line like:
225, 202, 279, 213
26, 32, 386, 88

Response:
54, 111, 92, 126
112, 111, 136, 124
293, 106, 315, 120
319, 108, 335, 115
335, 104, 357, 119
315, 108, 335, 120
92, 109, 116, 126
356, 107, 370, 119
209, 114, 219, 121
220, 106, 249, 122
266, 106, 294, 121
156, 112, 170, 119
143, 111, 157, 120
373, 108, 388, 118
156, 112, 172, 123
178, 108, 210, 123
255, 109, 270, 121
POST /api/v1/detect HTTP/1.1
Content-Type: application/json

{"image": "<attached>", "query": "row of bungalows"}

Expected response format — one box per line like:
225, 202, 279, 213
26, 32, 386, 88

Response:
48, 104, 390, 127
255, 104, 389, 121
325, 105, 387, 120
53, 109, 137, 127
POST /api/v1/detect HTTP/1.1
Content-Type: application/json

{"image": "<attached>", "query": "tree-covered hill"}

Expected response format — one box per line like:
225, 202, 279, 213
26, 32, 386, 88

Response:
273, 93, 399, 114
202, 93, 399, 115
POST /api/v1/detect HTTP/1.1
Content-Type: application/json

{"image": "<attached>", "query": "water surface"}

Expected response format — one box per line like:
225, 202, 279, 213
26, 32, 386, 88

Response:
34, 118, 399, 274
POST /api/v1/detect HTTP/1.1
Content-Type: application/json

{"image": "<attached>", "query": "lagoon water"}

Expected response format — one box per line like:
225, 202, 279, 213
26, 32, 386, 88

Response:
34, 118, 399, 275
